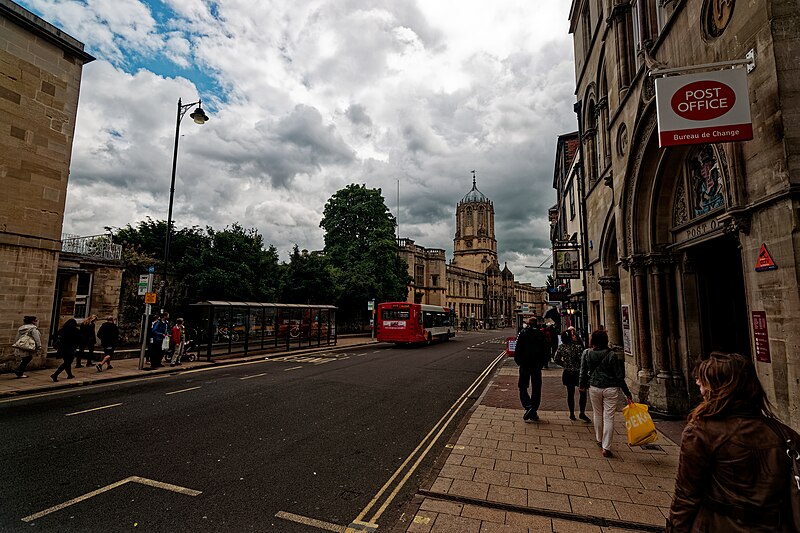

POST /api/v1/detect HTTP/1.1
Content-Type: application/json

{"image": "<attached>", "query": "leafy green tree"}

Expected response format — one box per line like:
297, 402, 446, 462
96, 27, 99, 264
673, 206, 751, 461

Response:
281, 245, 339, 304
320, 184, 410, 328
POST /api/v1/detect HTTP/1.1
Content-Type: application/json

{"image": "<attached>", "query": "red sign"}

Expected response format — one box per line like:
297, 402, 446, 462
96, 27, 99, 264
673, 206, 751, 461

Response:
671, 80, 736, 121
655, 68, 753, 147
506, 337, 516, 357
755, 243, 777, 272
752, 311, 770, 363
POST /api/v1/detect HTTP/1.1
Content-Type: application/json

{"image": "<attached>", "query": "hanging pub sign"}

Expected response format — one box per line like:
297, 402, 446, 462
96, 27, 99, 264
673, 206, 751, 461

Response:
655, 68, 753, 147
554, 248, 580, 279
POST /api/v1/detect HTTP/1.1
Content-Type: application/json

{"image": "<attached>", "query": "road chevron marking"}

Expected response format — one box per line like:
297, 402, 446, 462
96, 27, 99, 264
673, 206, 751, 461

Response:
166, 386, 201, 395
21, 476, 201, 522
65, 403, 122, 417
275, 511, 346, 532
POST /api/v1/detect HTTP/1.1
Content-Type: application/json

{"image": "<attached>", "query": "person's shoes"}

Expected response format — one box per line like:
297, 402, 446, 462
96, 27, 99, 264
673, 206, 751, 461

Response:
106, 365, 113, 369
569, 414, 577, 421
50, 374, 58, 382
67, 374, 75, 379
170, 363, 175, 367
579, 413, 591, 422
596, 441, 603, 448
15, 374, 29, 378
176, 362, 182, 366
75, 364, 83, 368
96, 364, 103, 372
523, 408, 539, 421
602, 449, 613, 458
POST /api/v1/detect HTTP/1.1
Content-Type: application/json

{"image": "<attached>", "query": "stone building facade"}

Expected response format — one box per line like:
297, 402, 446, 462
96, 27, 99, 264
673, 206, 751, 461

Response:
0, 0, 94, 371
569, 0, 800, 428
398, 177, 545, 329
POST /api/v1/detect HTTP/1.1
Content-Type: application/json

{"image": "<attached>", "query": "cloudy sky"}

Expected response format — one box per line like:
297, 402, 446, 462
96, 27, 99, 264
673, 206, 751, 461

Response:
20, 0, 577, 285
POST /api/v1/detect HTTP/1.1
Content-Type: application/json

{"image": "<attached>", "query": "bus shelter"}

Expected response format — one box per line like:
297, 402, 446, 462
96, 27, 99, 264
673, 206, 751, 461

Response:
187, 301, 337, 359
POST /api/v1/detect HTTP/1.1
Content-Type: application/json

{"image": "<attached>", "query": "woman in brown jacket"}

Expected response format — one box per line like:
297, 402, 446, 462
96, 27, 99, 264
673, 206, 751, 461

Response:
667, 352, 798, 532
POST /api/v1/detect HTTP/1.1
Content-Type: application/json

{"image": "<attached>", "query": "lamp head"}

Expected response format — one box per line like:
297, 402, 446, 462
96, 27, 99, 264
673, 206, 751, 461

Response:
190, 104, 209, 124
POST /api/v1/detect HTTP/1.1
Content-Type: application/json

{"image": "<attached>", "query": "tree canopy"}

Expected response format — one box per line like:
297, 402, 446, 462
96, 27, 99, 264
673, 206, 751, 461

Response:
320, 184, 411, 325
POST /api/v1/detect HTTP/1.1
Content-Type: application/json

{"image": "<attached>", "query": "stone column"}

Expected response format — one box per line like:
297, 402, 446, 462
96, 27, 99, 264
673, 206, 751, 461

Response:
598, 276, 621, 348
649, 258, 671, 378
631, 259, 654, 380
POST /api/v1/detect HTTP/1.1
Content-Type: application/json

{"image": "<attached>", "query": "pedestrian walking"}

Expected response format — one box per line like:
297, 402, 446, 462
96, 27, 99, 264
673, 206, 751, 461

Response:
169, 318, 185, 366
513, 316, 550, 422
553, 327, 590, 422
95, 316, 119, 371
76, 315, 97, 368
667, 352, 800, 532
51, 318, 80, 382
149, 312, 169, 369
579, 329, 632, 457
12, 315, 41, 378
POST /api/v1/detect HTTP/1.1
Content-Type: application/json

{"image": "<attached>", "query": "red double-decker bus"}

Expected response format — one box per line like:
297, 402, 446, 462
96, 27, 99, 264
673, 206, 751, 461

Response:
376, 302, 455, 344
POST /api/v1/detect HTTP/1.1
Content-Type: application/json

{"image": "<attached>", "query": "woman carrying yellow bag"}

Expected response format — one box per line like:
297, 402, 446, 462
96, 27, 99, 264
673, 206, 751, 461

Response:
623, 400, 658, 446
579, 329, 633, 458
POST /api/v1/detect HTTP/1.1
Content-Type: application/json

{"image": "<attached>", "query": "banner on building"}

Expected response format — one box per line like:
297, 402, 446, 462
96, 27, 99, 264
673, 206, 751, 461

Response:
655, 68, 752, 147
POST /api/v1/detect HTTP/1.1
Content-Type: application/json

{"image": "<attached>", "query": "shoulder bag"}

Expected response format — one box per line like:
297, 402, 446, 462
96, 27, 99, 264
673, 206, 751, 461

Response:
12, 329, 37, 352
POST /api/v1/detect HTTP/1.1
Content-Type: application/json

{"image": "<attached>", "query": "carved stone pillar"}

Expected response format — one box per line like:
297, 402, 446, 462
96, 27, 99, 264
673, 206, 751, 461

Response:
598, 276, 621, 348
631, 258, 653, 380
648, 257, 671, 379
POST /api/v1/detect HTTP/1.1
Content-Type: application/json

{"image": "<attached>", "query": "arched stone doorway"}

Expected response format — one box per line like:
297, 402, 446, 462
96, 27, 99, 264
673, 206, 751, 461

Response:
621, 109, 751, 414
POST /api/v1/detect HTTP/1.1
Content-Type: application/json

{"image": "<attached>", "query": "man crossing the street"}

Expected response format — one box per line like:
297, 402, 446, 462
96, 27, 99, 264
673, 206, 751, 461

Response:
513, 316, 550, 421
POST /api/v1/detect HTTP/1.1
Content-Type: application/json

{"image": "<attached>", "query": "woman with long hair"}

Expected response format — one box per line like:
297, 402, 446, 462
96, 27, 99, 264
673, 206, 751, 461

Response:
51, 318, 80, 382
667, 352, 798, 532
553, 328, 589, 422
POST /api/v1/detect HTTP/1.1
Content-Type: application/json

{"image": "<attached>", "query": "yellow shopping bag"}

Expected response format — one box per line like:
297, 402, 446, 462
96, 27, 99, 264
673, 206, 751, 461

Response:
623, 401, 658, 446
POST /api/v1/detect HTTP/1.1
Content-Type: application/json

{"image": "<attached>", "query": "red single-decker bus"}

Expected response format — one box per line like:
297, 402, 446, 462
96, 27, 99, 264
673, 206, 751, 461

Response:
376, 302, 455, 344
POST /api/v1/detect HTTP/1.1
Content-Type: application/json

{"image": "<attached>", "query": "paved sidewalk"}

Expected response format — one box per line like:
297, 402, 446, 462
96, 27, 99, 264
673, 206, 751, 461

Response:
402, 359, 684, 533
0, 335, 376, 398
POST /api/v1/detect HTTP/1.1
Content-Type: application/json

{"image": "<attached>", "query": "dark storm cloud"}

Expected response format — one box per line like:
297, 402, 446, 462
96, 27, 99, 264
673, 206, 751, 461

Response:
345, 104, 373, 127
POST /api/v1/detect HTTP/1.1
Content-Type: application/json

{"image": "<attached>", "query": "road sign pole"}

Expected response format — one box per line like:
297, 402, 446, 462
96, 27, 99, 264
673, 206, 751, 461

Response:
139, 273, 154, 370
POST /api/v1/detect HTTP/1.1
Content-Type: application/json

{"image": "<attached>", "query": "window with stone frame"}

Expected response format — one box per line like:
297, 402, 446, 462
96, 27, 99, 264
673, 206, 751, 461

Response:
582, 0, 592, 57
673, 145, 726, 227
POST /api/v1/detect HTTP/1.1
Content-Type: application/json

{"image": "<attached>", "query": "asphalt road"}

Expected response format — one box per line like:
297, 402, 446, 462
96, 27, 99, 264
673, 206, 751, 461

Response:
0, 330, 507, 532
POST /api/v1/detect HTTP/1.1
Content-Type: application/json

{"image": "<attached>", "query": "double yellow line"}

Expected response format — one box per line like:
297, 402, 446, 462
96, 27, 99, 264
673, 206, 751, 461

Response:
347, 350, 506, 531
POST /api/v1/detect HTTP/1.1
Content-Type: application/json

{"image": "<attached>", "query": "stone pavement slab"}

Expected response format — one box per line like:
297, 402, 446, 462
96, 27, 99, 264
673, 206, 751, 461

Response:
402, 357, 682, 532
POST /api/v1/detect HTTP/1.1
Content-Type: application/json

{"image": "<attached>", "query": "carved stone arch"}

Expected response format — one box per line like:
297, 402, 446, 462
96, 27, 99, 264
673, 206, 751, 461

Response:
582, 82, 598, 130
621, 101, 658, 258
598, 213, 623, 347
599, 211, 619, 277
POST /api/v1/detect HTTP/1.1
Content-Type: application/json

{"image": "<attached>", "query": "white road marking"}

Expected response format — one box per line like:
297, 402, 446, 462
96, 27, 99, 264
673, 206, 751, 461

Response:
240, 373, 267, 380
65, 403, 122, 417
166, 386, 201, 395
276, 511, 346, 532
284, 366, 303, 371
21, 476, 201, 522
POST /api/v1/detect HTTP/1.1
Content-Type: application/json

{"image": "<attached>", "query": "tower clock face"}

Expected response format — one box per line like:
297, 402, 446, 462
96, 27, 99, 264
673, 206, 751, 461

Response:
466, 239, 473, 248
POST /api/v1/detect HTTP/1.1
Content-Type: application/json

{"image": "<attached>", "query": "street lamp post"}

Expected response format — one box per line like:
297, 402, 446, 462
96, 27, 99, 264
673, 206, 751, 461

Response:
161, 97, 208, 310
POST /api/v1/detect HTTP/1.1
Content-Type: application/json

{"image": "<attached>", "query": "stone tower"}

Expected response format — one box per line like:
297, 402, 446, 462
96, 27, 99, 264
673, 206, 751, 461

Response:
452, 173, 498, 273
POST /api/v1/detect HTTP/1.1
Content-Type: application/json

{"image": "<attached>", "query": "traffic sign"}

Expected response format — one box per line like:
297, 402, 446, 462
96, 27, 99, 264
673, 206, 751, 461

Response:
144, 292, 157, 304
148, 266, 155, 273
138, 275, 149, 296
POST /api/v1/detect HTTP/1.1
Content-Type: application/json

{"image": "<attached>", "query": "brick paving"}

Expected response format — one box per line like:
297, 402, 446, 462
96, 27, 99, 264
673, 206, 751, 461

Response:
403, 358, 684, 533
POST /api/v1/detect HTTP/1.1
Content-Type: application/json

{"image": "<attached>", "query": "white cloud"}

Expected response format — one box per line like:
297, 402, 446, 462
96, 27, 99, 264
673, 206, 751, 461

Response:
20, 0, 576, 283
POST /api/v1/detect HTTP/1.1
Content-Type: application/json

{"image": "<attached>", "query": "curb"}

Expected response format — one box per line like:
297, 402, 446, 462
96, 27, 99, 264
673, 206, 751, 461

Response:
1, 341, 378, 399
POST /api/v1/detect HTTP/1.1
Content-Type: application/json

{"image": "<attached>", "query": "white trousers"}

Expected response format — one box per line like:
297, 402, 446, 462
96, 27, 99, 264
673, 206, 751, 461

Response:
589, 386, 621, 451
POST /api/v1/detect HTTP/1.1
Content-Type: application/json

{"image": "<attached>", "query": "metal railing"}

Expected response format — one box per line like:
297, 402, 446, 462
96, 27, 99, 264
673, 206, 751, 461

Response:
61, 233, 122, 261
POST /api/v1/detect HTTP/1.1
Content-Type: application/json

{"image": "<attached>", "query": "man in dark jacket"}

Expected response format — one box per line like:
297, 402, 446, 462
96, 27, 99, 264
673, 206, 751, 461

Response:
514, 317, 549, 421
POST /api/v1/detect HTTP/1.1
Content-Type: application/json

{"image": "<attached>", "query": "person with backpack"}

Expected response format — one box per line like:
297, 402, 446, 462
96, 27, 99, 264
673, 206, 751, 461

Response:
12, 315, 41, 378
513, 316, 550, 422
579, 329, 632, 457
